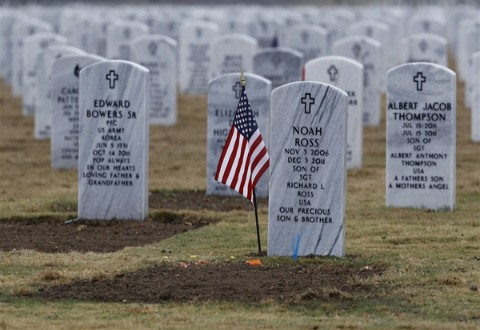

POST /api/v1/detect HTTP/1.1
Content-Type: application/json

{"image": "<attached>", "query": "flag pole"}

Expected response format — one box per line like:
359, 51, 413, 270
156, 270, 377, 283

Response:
241, 68, 262, 254
253, 188, 262, 254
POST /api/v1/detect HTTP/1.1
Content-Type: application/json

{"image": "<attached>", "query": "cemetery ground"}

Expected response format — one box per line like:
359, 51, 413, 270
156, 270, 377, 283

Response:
0, 78, 480, 329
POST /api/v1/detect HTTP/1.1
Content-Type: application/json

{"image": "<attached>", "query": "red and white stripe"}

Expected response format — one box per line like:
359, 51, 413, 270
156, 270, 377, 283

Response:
215, 127, 269, 202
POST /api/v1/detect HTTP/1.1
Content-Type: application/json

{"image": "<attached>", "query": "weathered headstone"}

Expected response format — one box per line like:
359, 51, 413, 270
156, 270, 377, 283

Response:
210, 34, 258, 78
0, 10, 21, 83
12, 18, 53, 97
130, 35, 178, 126
268, 81, 348, 257
472, 51, 480, 142
35, 45, 86, 140
305, 56, 364, 169
253, 47, 303, 90
347, 19, 390, 89
407, 15, 447, 38
219, 16, 250, 35
207, 73, 271, 197
333, 36, 382, 126
459, 21, 480, 109
78, 60, 150, 220
400, 33, 448, 67
179, 21, 219, 95
386, 63, 456, 210
278, 24, 328, 62
249, 14, 282, 48
86, 18, 111, 57
106, 20, 149, 60
51, 54, 105, 169
22, 32, 67, 116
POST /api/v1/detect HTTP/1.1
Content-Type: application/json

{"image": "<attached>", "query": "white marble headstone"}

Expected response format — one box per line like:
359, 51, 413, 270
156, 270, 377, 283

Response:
106, 21, 149, 60
22, 32, 67, 117
472, 51, 480, 142
278, 24, 328, 63
305, 56, 364, 169
210, 34, 258, 78
347, 19, 390, 89
249, 14, 282, 48
459, 21, 480, 109
386, 63, 456, 210
86, 18, 111, 57
78, 60, 150, 220
179, 21, 219, 95
35, 45, 86, 140
0, 11, 21, 83
130, 35, 178, 126
51, 54, 105, 169
400, 33, 448, 67
333, 36, 382, 126
12, 18, 53, 97
207, 73, 271, 197
268, 81, 348, 257
407, 16, 447, 38
253, 47, 303, 90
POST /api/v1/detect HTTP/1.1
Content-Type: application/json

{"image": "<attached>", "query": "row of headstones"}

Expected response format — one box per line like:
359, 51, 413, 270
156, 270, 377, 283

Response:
0, 5, 471, 105
2, 21, 452, 140
72, 59, 455, 257
0, 4, 461, 95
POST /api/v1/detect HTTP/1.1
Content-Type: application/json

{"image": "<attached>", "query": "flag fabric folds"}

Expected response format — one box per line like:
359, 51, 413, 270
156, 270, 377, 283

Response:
215, 87, 269, 202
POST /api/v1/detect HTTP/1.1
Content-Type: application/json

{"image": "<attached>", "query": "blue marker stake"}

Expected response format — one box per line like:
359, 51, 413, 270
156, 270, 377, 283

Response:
292, 234, 301, 261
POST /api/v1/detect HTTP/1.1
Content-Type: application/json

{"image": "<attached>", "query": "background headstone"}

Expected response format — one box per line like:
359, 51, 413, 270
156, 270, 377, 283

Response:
305, 56, 364, 169
130, 35, 178, 126
78, 60, 150, 220
12, 18, 53, 97
179, 21, 219, 95
472, 51, 480, 142
333, 36, 382, 126
400, 33, 448, 67
278, 24, 328, 63
51, 54, 105, 169
386, 63, 456, 210
253, 47, 303, 90
268, 81, 348, 257
106, 20, 149, 60
35, 45, 86, 140
22, 32, 67, 117
207, 73, 271, 198
210, 34, 258, 78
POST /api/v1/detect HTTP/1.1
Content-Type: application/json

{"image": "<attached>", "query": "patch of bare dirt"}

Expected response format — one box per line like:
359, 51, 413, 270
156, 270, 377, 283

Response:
149, 189, 268, 212
36, 261, 383, 304
0, 213, 213, 253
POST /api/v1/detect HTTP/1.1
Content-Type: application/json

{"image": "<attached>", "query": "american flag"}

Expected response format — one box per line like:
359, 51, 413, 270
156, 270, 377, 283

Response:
215, 87, 269, 202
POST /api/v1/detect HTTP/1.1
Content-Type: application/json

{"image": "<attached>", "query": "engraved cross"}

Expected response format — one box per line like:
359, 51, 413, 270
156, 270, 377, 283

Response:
327, 65, 338, 82
106, 70, 119, 89
232, 82, 242, 99
413, 72, 426, 91
301, 93, 315, 114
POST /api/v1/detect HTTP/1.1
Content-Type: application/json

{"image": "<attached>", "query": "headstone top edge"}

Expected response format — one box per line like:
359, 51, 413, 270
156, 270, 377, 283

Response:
254, 47, 304, 58
55, 54, 106, 66
387, 62, 456, 76
80, 60, 149, 73
212, 33, 258, 44
208, 72, 272, 87
333, 35, 382, 48
23, 32, 67, 42
44, 45, 87, 55
130, 34, 178, 47
271, 81, 349, 99
305, 56, 364, 70
405, 33, 448, 44
181, 20, 220, 31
